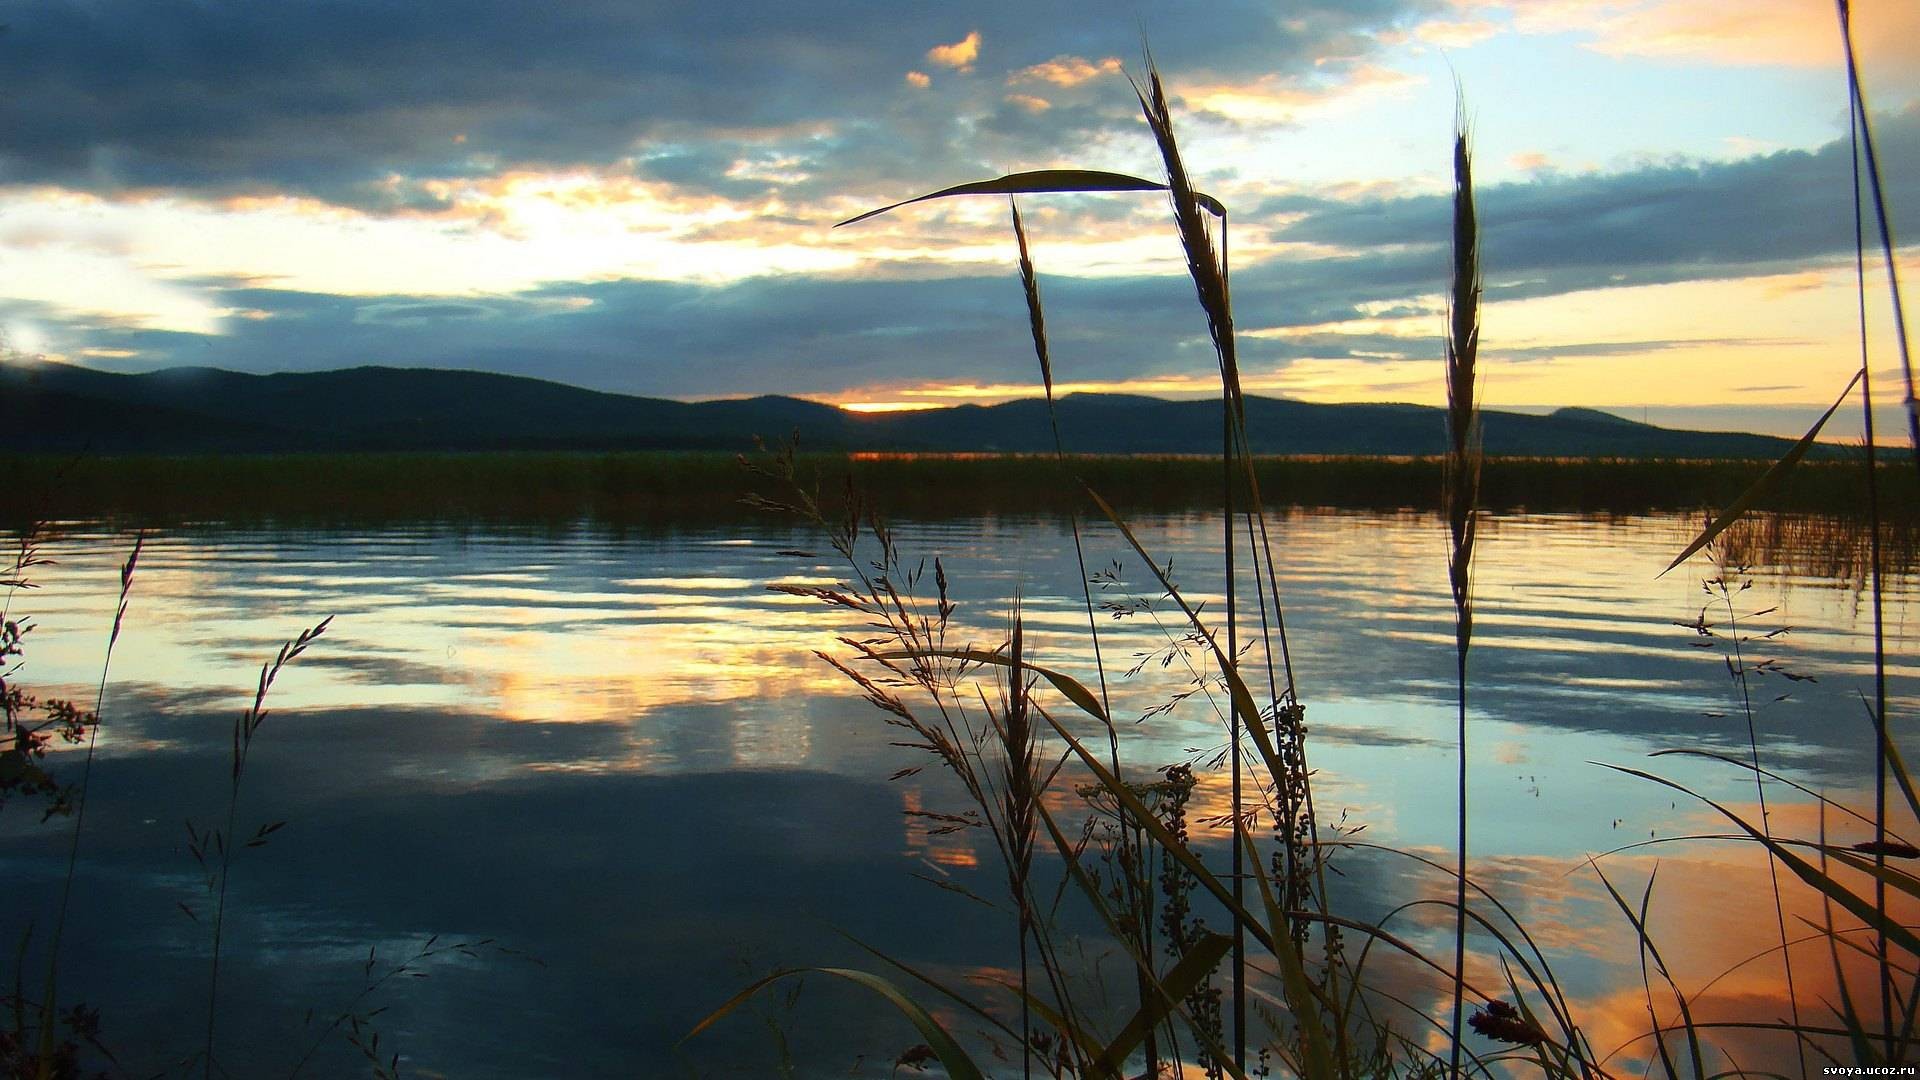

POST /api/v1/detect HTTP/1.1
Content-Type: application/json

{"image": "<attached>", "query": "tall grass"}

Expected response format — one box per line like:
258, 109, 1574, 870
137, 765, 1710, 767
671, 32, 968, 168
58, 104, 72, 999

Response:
1010, 195, 1159, 1073
189, 617, 330, 1079
703, 61, 1453, 1078
1836, 0, 1907, 1057
1442, 110, 1481, 1080
693, 49, 1920, 1080
39, 533, 139, 1075
1836, 0, 1917, 471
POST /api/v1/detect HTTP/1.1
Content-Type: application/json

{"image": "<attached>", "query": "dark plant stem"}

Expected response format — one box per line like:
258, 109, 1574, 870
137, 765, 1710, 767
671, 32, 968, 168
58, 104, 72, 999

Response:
1135, 62, 1269, 1068
203, 618, 330, 1079
1225, 368, 1246, 1070
1712, 568, 1808, 1080
1008, 197, 1140, 1074
1444, 110, 1481, 1080
1837, 0, 1917, 474
40, 533, 140, 1070
1842, 19, 1895, 1055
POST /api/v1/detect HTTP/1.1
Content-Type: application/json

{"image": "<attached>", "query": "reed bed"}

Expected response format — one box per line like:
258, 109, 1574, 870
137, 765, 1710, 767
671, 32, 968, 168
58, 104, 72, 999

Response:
8, 452, 1914, 529
695, 46, 1920, 1080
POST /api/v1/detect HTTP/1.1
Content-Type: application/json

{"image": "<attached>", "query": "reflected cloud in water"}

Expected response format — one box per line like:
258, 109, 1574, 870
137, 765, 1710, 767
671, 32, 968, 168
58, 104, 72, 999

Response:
3, 509, 1914, 1073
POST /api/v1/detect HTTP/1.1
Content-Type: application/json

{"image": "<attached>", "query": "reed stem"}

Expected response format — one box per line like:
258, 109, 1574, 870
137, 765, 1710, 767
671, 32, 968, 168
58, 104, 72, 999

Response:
1444, 110, 1482, 1080
1841, 6, 1895, 1051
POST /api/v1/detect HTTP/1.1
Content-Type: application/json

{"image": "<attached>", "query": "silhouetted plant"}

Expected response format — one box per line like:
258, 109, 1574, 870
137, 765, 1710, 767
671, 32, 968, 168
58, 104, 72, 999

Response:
0, 532, 100, 822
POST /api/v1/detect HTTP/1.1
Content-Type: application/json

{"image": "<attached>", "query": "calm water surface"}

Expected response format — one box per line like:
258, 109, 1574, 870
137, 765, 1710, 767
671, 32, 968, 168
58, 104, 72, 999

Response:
4, 510, 1915, 1077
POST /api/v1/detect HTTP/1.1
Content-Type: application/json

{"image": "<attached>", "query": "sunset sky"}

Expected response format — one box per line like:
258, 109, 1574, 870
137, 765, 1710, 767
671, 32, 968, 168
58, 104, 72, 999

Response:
2, 0, 1916, 436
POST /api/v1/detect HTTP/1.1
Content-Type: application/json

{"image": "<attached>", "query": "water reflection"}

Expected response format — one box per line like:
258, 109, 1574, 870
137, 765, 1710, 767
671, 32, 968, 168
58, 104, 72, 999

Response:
3, 509, 1915, 1075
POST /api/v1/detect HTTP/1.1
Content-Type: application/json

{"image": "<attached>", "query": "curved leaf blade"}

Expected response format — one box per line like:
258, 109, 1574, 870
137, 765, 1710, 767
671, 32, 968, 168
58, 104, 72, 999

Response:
1094, 931, 1232, 1075
1659, 368, 1863, 577
1597, 762, 1920, 958
682, 967, 985, 1080
873, 647, 1109, 724
837, 169, 1174, 228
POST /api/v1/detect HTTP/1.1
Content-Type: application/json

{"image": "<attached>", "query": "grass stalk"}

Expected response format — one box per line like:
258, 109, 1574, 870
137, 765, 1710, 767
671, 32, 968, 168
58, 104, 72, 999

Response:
999, 603, 1037, 1078
779, 57, 1920, 1079
1704, 563, 1809, 1080
200, 617, 330, 1078
1008, 196, 1156, 1072
1226, 350, 1246, 1072
1137, 67, 1333, 1033
1133, 58, 1269, 1069
1444, 110, 1482, 1080
1836, 0, 1918, 473
1841, 13, 1897, 1054
38, 533, 140, 1076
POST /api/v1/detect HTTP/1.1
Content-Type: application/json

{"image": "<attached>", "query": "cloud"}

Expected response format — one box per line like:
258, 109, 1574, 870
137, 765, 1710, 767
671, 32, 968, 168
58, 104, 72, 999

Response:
1011, 55, 1123, 87
1175, 62, 1421, 126
1410, 16, 1500, 48
352, 301, 499, 325
22, 262, 1256, 399
16, 98, 1909, 405
926, 30, 982, 72
1499, 0, 1920, 77
1261, 103, 1920, 302
12, 0, 1910, 412
0, 0, 1431, 212
1486, 337, 1801, 362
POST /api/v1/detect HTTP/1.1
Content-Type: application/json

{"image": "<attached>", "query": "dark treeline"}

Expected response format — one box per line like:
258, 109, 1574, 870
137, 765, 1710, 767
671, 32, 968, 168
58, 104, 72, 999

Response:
9, 451, 1914, 528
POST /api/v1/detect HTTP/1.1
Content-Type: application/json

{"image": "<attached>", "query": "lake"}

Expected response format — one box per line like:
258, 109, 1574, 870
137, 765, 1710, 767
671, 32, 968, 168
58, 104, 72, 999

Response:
4, 507, 1915, 1077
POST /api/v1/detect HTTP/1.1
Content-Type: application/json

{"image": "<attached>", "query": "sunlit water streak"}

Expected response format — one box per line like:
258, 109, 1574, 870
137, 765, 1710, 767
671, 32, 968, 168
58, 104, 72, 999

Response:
2, 510, 1914, 1077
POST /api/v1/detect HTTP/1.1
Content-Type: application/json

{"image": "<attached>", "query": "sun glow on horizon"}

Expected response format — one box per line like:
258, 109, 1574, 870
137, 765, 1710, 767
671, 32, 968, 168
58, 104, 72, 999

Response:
836, 400, 949, 413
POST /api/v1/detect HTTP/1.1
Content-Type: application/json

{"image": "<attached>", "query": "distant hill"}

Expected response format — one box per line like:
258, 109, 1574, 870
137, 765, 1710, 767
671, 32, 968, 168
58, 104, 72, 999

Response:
1, 361, 1830, 459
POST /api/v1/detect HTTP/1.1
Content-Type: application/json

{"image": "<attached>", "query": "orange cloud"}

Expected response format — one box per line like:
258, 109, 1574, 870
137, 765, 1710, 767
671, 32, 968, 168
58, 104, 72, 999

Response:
1499, 0, 1920, 74
1011, 54, 1123, 87
1414, 17, 1502, 48
904, 70, 931, 89
1181, 63, 1421, 124
926, 30, 981, 72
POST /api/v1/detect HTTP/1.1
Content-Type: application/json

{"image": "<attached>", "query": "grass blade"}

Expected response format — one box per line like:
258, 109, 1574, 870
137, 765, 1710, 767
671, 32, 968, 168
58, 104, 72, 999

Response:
1591, 863, 1706, 1080
1599, 762, 1920, 957
873, 647, 1107, 724
836, 169, 1172, 228
1659, 368, 1863, 577
1092, 931, 1233, 1076
1031, 800, 1253, 1080
1877, 719, 1920, 829
1029, 704, 1338, 1080
836, 933, 1020, 1043
683, 967, 986, 1080
1836, 0, 1917, 469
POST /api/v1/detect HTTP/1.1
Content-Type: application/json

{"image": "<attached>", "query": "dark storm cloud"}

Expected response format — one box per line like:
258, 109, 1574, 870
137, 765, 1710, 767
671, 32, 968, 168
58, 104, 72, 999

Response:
1264, 105, 1920, 296
73, 270, 1231, 396
51, 254, 1728, 400
24, 99, 1915, 398
0, 0, 1431, 209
